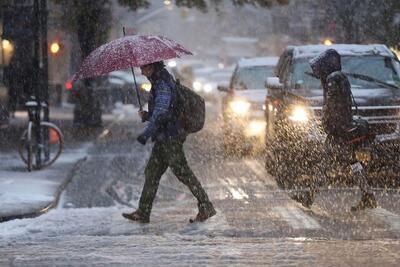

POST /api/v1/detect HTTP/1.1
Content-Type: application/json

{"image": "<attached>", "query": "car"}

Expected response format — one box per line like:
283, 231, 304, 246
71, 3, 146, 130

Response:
66, 70, 150, 113
168, 59, 229, 103
104, 70, 150, 105
264, 44, 400, 184
168, 59, 208, 88
217, 56, 279, 154
190, 66, 226, 103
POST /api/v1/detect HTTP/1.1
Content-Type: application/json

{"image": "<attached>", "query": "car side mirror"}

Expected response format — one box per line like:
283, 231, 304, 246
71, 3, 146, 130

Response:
265, 77, 283, 90
217, 85, 231, 92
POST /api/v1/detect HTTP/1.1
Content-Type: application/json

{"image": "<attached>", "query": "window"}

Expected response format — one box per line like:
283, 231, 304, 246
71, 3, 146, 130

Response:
291, 56, 400, 90
231, 66, 275, 90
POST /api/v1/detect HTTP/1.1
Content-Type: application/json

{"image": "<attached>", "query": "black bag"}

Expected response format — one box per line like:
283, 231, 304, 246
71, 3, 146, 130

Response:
173, 79, 205, 133
346, 118, 370, 142
345, 91, 372, 142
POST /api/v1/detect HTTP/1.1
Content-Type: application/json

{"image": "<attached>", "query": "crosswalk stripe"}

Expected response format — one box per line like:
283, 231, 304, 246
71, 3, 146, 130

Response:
273, 206, 321, 230
368, 207, 400, 232
222, 178, 249, 200
244, 159, 276, 186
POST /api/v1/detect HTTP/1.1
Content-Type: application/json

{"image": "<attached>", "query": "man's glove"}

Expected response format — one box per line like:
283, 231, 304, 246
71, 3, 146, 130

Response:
139, 110, 149, 122
136, 134, 147, 145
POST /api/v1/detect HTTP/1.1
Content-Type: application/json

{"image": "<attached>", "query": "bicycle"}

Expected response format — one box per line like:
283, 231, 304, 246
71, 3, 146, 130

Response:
18, 96, 64, 171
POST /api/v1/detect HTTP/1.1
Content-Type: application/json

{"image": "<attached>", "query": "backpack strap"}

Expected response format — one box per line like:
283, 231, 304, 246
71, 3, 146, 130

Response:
349, 89, 359, 115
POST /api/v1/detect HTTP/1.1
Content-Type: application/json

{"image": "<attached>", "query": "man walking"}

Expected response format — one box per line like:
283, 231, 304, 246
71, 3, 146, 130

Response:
296, 49, 377, 211
123, 61, 216, 223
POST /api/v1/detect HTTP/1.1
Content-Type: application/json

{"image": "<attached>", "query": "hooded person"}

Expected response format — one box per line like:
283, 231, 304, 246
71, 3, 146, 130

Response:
122, 61, 216, 223
296, 49, 377, 211
309, 48, 353, 138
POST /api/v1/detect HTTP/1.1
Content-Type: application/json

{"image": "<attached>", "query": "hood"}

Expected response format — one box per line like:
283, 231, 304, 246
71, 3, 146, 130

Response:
309, 49, 341, 80
149, 68, 172, 83
234, 89, 268, 103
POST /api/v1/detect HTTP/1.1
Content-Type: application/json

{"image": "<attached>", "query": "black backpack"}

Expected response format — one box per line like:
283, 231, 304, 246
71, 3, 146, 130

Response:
173, 79, 205, 133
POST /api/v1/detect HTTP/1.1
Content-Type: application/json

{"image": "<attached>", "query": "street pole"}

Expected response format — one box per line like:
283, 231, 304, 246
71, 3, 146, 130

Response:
33, 0, 40, 102
40, 0, 49, 122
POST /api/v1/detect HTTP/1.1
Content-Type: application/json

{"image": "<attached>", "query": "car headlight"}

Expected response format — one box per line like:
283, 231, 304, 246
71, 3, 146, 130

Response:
141, 83, 152, 92
193, 81, 202, 92
203, 83, 213, 93
229, 100, 251, 115
288, 105, 309, 122
246, 120, 266, 136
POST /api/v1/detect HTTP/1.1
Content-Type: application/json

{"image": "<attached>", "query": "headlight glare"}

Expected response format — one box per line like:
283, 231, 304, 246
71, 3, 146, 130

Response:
229, 100, 251, 115
288, 105, 309, 122
193, 81, 202, 92
141, 83, 152, 92
203, 83, 213, 93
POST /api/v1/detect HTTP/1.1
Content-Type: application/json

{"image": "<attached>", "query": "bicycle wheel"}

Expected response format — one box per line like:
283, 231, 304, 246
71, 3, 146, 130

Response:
18, 122, 34, 171
18, 122, 64, 170
36, 122, 64, 169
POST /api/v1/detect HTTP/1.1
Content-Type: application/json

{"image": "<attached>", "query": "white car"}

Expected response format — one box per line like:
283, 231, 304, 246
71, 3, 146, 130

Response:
218, 56, 279, 154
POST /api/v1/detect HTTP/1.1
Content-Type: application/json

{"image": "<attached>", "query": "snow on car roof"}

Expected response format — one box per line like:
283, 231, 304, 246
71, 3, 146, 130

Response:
237, 56, 279, 68
290, 44, 395, 58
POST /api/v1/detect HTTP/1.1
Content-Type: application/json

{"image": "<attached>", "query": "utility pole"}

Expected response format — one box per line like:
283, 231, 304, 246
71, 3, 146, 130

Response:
40, 0, 49, 121
33, 0, 40, 102
33, 0, 49, 121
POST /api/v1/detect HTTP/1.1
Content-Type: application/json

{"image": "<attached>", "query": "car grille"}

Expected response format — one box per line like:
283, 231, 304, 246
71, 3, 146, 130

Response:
356, 108, 398, 117
310, 106, 400, 135
369, 123, 398, 135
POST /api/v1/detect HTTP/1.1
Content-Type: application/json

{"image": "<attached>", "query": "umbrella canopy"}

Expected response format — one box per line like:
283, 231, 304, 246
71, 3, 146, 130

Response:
72, 35, 192, 82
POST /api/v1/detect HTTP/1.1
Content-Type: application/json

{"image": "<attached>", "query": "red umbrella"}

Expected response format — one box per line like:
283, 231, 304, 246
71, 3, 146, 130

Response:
73, 34, 192, 81
72, 34, 192, 109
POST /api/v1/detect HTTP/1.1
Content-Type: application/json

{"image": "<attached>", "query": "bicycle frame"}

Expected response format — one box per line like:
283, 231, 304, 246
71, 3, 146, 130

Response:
20, 97, 63, 171
26, 99, 46, 167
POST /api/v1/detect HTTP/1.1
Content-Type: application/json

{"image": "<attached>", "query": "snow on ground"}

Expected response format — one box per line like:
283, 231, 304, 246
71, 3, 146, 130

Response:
0, 143, 91, 218
1, 206, 399, 266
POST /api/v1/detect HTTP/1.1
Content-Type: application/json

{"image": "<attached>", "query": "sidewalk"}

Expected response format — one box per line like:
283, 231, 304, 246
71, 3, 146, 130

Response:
0, 103, 141, 222
0, 145, 90, 222
0, 106, 89, 222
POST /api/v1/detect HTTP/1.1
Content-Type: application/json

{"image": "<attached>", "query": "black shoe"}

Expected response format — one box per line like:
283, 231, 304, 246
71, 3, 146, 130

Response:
190, 205, 216, 223
291, 190, 315, 209
351, 193, 377, 212
122, 211, 150, 223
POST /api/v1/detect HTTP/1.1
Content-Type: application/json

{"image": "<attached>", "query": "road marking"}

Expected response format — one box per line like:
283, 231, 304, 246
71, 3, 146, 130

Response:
244, 159, 277, 186
273, 206, 321, 230
221, 178, 249, 200
368, 207, 400, 232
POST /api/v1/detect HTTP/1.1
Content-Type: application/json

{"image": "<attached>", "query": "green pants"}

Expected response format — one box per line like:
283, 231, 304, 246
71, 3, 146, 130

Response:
138, 137, 212, 217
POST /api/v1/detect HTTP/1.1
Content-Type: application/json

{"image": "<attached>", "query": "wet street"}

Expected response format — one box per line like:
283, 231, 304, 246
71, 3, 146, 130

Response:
1, 103, 400, 266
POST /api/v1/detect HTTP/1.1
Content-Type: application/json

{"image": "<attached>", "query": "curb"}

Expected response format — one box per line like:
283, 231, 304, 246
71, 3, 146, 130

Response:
0, 157, 87, 223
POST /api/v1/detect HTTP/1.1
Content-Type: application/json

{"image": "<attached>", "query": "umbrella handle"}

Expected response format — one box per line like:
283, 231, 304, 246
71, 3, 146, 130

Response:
123, 27, 143, 111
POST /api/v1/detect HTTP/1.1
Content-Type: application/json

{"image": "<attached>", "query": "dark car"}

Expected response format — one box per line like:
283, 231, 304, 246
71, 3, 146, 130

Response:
67, 71, 150, 113
264, 44, 400, 183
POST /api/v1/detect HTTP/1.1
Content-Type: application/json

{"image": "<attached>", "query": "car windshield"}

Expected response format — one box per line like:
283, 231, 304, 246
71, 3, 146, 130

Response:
291, 56, 400, 90
232, 66, 275, 90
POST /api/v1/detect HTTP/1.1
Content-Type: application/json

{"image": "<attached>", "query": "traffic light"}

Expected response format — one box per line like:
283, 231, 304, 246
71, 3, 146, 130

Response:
49, 41, 63, 56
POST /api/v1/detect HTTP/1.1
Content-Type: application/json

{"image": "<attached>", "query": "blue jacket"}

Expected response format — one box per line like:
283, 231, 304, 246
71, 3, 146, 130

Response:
142, 68, 185, 142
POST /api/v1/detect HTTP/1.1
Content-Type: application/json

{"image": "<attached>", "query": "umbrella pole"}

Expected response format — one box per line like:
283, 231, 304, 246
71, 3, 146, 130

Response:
130, 66, 142, 111
123, 27, 143, 111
